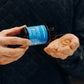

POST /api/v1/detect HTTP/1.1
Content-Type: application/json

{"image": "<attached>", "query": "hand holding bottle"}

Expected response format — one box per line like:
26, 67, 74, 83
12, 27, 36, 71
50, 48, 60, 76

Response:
0, 25, 31, 65
44, 34, 80, 60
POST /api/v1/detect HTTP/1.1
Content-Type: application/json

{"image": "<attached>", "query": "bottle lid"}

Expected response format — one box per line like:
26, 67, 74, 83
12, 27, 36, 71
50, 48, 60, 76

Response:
21, 28, 29, 38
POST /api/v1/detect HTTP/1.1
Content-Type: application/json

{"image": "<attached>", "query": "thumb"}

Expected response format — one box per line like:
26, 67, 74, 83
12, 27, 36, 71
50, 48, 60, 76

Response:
1, 25, 27, 36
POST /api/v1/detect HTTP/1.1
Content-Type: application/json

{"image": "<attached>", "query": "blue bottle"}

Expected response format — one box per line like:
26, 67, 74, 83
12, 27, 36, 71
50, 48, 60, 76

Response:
20, 25, 56, 46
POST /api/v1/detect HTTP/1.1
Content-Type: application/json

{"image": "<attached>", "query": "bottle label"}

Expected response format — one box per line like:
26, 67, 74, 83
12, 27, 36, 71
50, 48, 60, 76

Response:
26, 25, 48, 46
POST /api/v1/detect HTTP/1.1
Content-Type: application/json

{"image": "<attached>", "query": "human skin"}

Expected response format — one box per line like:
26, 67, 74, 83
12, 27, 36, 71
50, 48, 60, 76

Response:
0, 25, 31, 65
44, 34, 80, 60
0, 26, 79, 65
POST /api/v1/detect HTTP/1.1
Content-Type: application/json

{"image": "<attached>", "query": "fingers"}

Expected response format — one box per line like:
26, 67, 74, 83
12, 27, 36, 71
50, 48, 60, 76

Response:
44, 46, 68, 59
70, 37, 80, 50
0, 44, 29, 65
46, 39, 59, 48
0, 55, 22, 65
59, 33, 80, 50
44, 33, 80, 60
58, 46, 74, 56
0, 37, 31, 46
60, 33, 76, 40
1, 25, 27, 36
0, 45, 29, 57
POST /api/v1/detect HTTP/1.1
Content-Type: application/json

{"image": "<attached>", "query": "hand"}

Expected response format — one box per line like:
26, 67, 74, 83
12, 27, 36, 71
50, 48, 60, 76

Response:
44, 33, 80, 60
0, 25, 31, 65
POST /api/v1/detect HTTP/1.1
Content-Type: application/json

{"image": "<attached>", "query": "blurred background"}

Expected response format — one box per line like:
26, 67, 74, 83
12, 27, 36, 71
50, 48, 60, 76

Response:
70, 77, 84, 84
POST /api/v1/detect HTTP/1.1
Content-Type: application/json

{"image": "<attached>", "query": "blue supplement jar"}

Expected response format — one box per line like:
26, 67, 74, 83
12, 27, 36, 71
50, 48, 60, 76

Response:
20, 25, 56, 46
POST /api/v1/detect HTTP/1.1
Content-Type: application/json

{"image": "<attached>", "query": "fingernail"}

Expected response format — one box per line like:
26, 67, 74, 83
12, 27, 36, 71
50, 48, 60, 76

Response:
20, 25, 27, 28
23, 25, 27, 27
